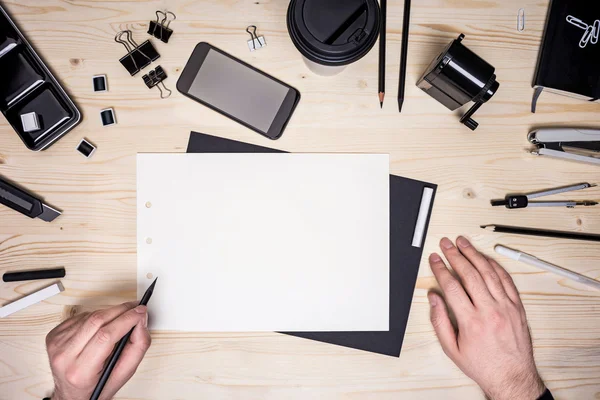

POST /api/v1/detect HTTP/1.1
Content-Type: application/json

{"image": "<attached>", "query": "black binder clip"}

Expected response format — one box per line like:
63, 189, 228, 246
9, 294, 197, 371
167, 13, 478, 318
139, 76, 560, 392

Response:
115, 30, 160, 76
142, 65, 172, 99
148, 11, 176, 43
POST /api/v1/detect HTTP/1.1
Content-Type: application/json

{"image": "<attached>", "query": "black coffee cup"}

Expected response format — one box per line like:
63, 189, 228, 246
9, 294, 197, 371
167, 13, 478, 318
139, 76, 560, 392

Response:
287, 0, 380, 76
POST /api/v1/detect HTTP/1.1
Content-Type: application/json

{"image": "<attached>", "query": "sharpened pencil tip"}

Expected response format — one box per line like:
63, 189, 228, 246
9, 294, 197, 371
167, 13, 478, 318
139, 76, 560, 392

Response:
397, 98, 404, 113
380, 102, 383, 108
149, 277, 158, 289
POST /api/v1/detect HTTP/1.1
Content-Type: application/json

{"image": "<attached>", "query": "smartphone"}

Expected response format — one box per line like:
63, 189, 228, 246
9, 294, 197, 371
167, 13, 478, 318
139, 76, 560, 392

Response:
176, 42, 301, 140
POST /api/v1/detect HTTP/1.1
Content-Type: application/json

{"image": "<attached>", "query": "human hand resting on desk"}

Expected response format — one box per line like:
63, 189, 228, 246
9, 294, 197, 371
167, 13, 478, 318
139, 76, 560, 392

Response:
45, 302, 151, 400
428, 237, 547, 400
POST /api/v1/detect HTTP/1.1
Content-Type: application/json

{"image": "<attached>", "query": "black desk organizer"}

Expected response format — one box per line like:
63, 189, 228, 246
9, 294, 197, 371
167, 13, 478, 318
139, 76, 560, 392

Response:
0, 6, 81, 151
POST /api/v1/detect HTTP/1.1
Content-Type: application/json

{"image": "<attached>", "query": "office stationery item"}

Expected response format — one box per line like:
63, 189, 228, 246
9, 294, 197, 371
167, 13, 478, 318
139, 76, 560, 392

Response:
148, 11, 176, 43
0, 5, 81, 151
90, 278, 157, 400
417, 34, 499, 131
528, 128, 600, 166
287, 0, 380, 76
142, 65, 171, 98
246, 25, 266, 51
76, 138, 96, 159
177, 43, 300, 140
0, 282, 64, 318
115, 30, 160, 76
495, 245, 600, 291
0, 175, 61, 222
491, 182, 597, 209
481, 225, 600, 243
186, 131, 437, 357
531, 1, 600, 112
92, 75, 107, 92
397, 0, 411, 112
138, 153, 390, 332
412, 187, 434, 247
20, 111, 39, 132
378, 0, 386, 108
3, 267, 65, 282
566, 15, 599, 49
100, 108, 116, 126
517, 8, 525, 32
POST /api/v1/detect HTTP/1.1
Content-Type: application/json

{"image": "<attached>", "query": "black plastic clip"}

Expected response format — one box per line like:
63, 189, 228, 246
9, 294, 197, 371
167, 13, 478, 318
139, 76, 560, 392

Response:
115, 30, 160, 76
142, 65, 172, 99
148, 11, 176, 43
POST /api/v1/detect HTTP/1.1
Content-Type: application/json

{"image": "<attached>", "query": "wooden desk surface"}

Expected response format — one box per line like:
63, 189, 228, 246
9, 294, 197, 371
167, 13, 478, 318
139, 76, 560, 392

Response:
1, 0, 599, 399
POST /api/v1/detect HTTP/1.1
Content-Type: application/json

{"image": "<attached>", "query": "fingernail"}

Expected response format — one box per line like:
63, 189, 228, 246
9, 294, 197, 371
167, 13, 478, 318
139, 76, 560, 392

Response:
144, 313, 148, 328
428, 293, 437, 307
440, 237, 454, 249
134, 305, 146, 314
457, 236, 471, 248
429, 253, 442, 262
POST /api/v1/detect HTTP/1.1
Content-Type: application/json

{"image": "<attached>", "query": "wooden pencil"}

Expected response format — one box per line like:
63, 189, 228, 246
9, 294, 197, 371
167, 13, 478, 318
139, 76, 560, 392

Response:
398, 0, 411, 112
378, 0, 387, 108
481, 225, 600, 242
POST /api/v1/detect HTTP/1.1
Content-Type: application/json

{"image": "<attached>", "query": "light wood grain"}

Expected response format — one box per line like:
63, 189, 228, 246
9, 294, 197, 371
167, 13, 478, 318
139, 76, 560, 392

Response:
1, 0, 599, 399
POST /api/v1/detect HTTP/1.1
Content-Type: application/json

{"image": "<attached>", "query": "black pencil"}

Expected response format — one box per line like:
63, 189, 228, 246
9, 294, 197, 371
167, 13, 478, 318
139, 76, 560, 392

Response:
378, 0, 386, 108
89, 278, 157, 400
398, 0, 411, 112
481, 225, 600, 242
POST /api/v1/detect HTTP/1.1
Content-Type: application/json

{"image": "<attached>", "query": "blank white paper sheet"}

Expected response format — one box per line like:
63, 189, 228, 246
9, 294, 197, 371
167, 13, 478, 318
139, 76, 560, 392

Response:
137, 153, 389, 332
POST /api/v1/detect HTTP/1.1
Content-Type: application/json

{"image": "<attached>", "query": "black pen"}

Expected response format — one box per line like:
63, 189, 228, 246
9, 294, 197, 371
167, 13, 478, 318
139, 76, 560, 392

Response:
89, 278, 157, 400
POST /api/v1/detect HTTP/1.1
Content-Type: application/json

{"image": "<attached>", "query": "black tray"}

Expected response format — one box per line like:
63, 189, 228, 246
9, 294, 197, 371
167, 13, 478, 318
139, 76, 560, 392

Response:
0, 5, 81, 151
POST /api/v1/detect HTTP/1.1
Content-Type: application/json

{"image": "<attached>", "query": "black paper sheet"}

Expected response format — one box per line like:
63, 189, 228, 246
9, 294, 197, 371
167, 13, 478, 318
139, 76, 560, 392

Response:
186, 132, 437, 357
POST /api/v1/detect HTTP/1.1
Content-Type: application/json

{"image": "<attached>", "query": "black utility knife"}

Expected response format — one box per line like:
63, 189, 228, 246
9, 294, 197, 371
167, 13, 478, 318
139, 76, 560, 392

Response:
0, 176, 61, 222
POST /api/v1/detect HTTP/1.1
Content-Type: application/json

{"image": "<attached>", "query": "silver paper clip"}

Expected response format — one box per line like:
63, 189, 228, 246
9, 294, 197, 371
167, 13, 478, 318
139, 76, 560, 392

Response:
566, 15, 600, 48
517, 8, 525, 32
246, 25, 266, 51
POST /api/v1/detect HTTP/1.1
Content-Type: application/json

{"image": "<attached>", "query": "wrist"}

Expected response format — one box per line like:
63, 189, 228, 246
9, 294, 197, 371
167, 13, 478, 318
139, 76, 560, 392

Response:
49, 390, 65, 400
486, 372, 545, 400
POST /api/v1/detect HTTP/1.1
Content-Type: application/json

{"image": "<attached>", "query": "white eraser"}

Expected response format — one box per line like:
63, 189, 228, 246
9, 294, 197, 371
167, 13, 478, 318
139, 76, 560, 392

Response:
0, 282, 64, 318
20, 112, 40, 133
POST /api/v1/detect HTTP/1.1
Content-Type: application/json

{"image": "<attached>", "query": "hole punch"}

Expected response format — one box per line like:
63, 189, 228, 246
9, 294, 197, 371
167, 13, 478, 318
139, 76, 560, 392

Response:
142, 65, 172, 98
146, 272, 153, 279
115, 30, 160, 76
246, 25, 266, 51
145, 201, 152, 208
146, 237, 152, 244
148, 11, 176, 43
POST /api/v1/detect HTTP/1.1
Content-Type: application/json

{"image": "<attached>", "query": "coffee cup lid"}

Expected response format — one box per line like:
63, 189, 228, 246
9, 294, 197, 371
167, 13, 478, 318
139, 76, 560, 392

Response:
287, 0, 380, 66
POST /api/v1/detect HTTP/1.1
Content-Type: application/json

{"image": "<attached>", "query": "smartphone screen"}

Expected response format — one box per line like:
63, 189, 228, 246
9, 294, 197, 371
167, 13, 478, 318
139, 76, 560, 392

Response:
177, 43, 300, 140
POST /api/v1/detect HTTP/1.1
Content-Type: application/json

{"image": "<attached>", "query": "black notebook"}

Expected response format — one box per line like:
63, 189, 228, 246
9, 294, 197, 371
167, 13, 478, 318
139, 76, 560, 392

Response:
532, 0, 600, 112
186, 132, 437, 357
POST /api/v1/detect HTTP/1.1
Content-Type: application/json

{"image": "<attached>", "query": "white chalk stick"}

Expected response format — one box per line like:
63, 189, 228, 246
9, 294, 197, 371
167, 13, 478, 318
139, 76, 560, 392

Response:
0, 282, 64, 318
412, 187, 434, 248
